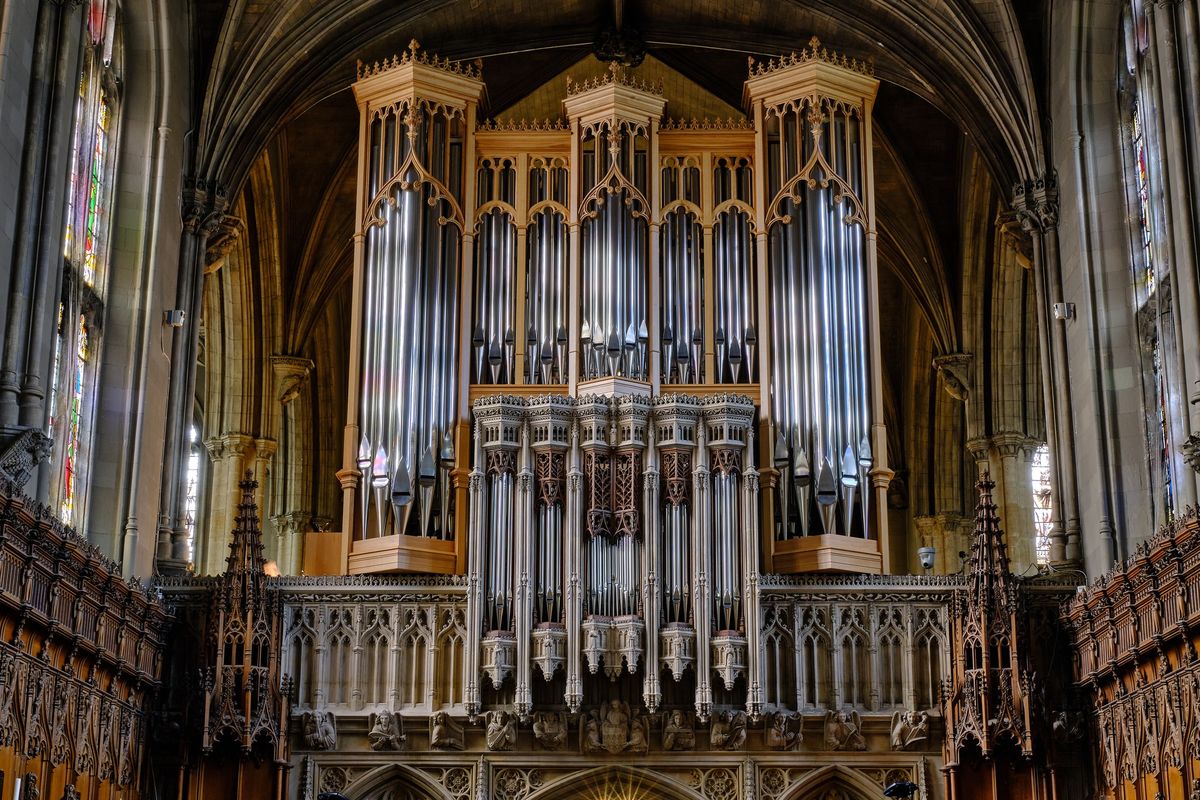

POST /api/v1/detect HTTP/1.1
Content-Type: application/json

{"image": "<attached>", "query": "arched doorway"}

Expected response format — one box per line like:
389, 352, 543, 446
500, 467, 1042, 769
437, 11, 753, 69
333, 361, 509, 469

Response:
775, 764, 882, 800
526, 765, 707, 800
342, 763, 457, 800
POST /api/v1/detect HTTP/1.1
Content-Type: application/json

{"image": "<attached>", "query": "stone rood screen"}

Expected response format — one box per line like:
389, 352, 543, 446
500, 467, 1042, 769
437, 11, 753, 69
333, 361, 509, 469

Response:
340, 37, 885, 721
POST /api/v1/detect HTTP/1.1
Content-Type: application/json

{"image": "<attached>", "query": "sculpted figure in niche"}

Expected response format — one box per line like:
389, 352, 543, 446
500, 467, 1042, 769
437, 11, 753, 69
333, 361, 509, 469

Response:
627, 707, 649, 754
485, 710, 518, 751
368, 708, 405, 751
533, 711, 567, 750
581, 701, 646, 754
662, 709, 696, 751
709, 710, 747, 751
302, 710, 337, 750
890, 710, 929, 750
430, 711, 464, 750
824, 708, 866, 751
767, 711, 803, 750
582, 708, 604, 753
601, 699, 630, 752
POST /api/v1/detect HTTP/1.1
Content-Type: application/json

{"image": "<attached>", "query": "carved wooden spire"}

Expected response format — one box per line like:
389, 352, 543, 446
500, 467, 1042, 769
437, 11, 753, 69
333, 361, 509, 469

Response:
200, 472, 290, 760
944, 472, 1035, 764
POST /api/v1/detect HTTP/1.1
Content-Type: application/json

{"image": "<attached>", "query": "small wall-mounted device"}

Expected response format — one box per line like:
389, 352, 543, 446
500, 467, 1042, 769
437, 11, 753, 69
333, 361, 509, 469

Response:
917, 545, 936, 571
1052, 302, 1075, 321
164, 309, 186, 327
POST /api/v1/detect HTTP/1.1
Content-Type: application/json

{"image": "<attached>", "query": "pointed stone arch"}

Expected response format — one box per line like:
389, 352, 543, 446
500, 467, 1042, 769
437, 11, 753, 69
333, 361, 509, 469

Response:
777, 764, 882, 800
525, 765, 707, 800
342, 763, 455, 800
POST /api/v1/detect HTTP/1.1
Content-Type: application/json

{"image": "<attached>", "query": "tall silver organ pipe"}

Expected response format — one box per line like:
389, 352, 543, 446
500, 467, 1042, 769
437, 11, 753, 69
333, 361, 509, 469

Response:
473, 396, 525, 632
525, 160, 570, 385
579, 120, 650, 381
765, 96, 872, 540
704, 395, 755, 633
359, 98, 465, 540
653, 395, 700, 624
713, 207, 757, 384
659, 158, 704, 385
472, 159, 518, 384
529, 396, 573, 623
713, 156, 757, 386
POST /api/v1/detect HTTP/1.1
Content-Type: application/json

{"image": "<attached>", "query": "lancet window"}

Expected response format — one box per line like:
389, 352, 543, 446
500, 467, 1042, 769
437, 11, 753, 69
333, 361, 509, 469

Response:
49, 0, 122, 528
1030, 443, 1053, 565
1120, 7, 1177, 525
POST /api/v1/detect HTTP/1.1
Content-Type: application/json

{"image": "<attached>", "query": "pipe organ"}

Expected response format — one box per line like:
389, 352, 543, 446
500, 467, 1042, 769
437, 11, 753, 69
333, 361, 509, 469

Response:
341, 38, 885, 719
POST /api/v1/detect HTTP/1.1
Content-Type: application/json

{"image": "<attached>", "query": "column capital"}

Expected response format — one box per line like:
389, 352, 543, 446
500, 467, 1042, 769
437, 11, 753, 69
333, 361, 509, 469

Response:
207, 432, 255, 461
182, 176, 229, 236
253, 437, 278, 462
271, 510, 313, 535
1182, 433, 1200, 474
1012, 171, 1059, 233
991, 431, 1038, 459
965, 436, 991, 464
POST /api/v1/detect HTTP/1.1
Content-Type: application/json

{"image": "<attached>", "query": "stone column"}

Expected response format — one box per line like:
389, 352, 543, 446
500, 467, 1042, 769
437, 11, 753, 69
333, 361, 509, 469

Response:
270, 355, 313, 574
990, 432, 1037, 572
251, 437, 277, 518
158, 180, 227, 573
270, 510, 311, 576
1014, 176, 1078, 565
202, 433, 254, 575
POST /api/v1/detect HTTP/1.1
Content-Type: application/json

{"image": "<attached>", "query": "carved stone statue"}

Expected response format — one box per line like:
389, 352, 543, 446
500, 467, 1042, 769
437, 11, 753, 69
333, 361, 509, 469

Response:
302, 710, 337, 750
824, 708, 866, 751
582, 708, 603, 753
709, 710, 747, 751
766, 710, 803, 750
627, 707, 649, 754
890, 710, 929, 750
368, 708, 405, 751
533, 711, 567, 751
662, 709, 696, 751
581, 701, 646, 754
485, 710, 517, 751
21, 774, 38, 800
60, 787, 81, 800
430, 711, 464, 750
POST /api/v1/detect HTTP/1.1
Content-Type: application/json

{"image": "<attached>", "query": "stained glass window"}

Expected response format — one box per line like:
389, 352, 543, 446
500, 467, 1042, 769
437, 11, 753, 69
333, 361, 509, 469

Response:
1030, 444, 1052, 565
49, 1, 121, 530
1132, 101, 1155, 294
82, 93, 110, 287
184, 425, 202, 565
60, 316, 89, 523
46, 303, 64, 440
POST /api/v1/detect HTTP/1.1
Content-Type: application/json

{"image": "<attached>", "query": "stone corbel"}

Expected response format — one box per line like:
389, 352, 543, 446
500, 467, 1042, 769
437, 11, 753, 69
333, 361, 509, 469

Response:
204, 216, 245, 274
933, 353, 973, 402
996, 211, 1034, 269
271, 355, 315, 405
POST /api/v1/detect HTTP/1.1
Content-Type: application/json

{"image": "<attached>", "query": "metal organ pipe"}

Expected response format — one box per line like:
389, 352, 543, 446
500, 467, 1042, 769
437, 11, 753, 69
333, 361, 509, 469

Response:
357, 100, 466, 542
764, 95, 873, 541
579, 122, 649, 382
